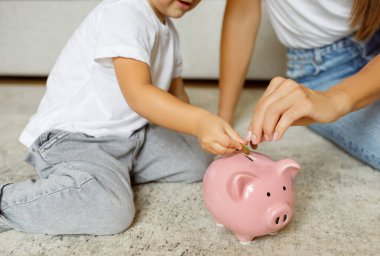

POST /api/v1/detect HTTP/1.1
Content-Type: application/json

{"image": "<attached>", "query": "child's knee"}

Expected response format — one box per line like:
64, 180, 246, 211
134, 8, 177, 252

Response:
53, 178, 136, 235
66, 172, 136, 234
83, 182, 136, 235
95, 200, 136, 235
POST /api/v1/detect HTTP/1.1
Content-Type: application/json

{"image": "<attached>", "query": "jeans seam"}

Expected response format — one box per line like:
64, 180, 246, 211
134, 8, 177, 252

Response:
311, 60, 320, 76
330, 127, 379, 160
0, 177, 96, 211
131, 127, 146, 168
38, 131, 70, 154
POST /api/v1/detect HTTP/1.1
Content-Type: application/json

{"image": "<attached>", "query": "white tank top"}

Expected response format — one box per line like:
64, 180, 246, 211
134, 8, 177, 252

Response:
263, 0, 355, 49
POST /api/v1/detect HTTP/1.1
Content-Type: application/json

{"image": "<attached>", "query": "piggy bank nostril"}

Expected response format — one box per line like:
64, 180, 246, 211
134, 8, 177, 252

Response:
275, 217, 280, 225
283, 214, 287, 222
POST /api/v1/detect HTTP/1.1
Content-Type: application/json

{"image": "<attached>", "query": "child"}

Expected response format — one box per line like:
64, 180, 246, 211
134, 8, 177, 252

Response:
0, 0, 245, 235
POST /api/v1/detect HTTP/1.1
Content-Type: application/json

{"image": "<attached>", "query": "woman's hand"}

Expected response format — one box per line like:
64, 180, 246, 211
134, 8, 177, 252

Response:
247, 76, 351, 144
196, 113, 246, 155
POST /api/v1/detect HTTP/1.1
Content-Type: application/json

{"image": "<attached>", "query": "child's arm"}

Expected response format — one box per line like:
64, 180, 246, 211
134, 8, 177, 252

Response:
169, 77, 190, 103
113, 57, 246, 154
247, 54, 380, 144
219, 0, 261, 124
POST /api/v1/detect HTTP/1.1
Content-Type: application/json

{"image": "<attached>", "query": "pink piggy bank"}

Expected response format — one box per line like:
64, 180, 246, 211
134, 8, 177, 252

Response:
202, 152, 300, 244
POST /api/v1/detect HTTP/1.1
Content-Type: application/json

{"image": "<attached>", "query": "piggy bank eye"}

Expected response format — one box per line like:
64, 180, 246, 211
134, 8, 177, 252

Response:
266, 192, 271, 197
283, 186, 286, 191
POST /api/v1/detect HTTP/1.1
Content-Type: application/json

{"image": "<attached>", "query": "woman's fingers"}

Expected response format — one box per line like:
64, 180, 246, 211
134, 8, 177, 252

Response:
250, 78, 301, 143
261, 95, 292, 140
261, 76, 287, 98
247, 77, 346, 144
273, 104, 312, 140
292, 117, 315, 126
261, 86, 309, 138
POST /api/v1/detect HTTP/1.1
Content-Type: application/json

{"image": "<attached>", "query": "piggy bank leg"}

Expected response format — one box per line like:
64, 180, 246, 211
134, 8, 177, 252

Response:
214, 218, 224, 227
235, 234, 254, 244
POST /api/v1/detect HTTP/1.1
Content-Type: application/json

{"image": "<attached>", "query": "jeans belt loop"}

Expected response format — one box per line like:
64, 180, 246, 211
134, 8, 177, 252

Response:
312, 49, 322, 75
313, 49, 323, 64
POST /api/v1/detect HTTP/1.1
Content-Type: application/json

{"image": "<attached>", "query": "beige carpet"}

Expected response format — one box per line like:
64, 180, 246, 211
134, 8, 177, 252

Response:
0, 82, 379, 256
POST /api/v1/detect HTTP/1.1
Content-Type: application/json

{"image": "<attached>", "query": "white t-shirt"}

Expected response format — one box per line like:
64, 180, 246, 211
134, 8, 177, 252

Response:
263, 0, 354, 49
20, 0, 182, 147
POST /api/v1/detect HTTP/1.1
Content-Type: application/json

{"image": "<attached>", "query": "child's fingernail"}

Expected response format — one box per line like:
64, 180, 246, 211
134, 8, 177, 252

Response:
245, 131, 252, 141
273, 132, 279, 141
264, 134, 271, 141
251, 134, 258, 144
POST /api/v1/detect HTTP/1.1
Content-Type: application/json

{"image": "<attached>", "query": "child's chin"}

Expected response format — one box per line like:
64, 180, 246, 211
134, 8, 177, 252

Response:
168, 10, 186, 19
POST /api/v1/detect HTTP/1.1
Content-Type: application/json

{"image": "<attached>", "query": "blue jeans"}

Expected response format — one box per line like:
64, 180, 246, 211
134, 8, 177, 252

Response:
286, 31, 380, 170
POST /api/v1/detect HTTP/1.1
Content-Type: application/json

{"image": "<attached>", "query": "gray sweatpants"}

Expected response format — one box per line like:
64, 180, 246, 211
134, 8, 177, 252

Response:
0, 124, 213, 235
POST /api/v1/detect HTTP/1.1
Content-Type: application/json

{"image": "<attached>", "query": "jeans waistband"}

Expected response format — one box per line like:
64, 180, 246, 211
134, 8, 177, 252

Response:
287, 36, 361, 61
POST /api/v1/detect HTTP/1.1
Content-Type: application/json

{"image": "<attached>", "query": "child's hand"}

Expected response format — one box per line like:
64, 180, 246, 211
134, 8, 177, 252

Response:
195, 113, 246, 155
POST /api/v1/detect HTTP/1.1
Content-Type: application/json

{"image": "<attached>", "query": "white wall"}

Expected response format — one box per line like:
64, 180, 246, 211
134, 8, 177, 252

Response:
0, 0, 286, 79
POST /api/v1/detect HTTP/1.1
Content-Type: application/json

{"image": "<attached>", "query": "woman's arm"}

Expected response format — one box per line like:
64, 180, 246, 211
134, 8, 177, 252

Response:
332, 54, 380, 112
247, 54, 380, 144
219, 0, 261, 124
113, 57, 245, 154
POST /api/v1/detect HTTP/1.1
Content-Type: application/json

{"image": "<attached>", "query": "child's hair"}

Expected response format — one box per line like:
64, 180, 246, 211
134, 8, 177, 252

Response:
351, 0, 380, 40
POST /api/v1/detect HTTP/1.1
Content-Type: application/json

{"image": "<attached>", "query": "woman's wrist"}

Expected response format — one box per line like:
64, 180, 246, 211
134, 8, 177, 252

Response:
218, 107, 234, 124
325, 87, 353, 119
218, 96, 236, 124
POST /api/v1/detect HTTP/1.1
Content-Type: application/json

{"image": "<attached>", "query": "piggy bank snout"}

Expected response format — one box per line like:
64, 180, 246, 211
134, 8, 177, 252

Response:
266, 203, 293, 230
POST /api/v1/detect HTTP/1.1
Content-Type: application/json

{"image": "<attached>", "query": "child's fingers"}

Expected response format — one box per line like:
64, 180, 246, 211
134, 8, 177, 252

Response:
224, 125, 246, 145
208, 142, 237, 155
226, 138, 242, 151
224, 147, 240, 154
217, 133, 242, 152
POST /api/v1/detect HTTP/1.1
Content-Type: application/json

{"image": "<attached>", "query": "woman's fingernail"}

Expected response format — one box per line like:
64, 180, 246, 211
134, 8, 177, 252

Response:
264, 134, 271, 141
251, 134, 258, 144
273, 132, 279, 141
250, 141, 258, 150
245, 131, 252, 141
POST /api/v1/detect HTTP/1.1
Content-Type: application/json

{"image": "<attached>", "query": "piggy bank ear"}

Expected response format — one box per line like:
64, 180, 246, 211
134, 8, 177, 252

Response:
227, 172, 258, 201
276, 159, 300, 178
